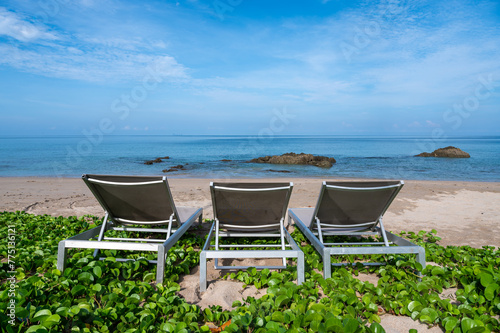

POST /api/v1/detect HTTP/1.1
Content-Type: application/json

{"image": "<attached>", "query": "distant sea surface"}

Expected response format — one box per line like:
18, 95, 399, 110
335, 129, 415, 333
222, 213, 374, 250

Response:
0, 135, 499, 181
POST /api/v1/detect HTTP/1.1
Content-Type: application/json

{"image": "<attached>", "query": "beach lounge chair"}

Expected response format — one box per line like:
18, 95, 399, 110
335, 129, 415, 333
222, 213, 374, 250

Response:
200, 182, 305, 292
57, 174, 202, 284
288, 181, 425, 279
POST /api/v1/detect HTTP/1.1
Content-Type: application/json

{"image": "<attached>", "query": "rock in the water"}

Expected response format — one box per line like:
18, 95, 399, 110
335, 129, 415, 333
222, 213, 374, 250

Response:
162, 164, 185, 173
144, 156, 169, 165
416, 146, 470, 158
249, 152, 336, 168
266, 169, 292, 173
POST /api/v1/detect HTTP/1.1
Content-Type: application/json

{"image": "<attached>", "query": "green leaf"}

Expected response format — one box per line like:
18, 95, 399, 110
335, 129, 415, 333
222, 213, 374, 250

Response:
368, 322, 385, 333
366, 303, 378, 312
469, 328, 486, 333
78, 271, 94, 283
255, 317, 265, 327
268, 278, 280, 287
55, 307, 69, 317
161, 322, 174, 332
417, 282, 428, 293
265, 321, 282, 331
203, 308, 213, 322
271, 311, 284, 323
484, 283, 499, 301
240, 313, 252, 326
461, 318, 475, 332
343, 318, 360, 333
443, 317, 459, 332
93, 266, 103, 278
419, 308, 438, 323
144, 272, 155, 283
26, 325, 48, 333
71, 284, 86, 296
325, 317, 342, 331
42, 314, 61, 327
408, 301, 422, 312
431, 266, 445, 276
275, 295, 290, 307
248, 267, 257, 276
413, 261, 423, 272
479, 273, 493, 287
33, 309, 52, 322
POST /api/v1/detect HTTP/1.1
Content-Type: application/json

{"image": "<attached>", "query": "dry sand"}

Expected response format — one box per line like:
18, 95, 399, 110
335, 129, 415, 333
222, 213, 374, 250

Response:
1, 177, 499, 332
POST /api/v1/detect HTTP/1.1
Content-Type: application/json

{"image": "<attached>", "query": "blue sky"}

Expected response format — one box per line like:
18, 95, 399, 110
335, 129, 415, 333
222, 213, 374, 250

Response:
0, 0, 499, 136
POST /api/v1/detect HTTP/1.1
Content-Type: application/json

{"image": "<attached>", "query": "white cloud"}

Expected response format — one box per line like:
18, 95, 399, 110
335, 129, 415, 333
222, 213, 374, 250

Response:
0, 4, 187, 82
0, 43, 188, 82
0, 7, 57, 42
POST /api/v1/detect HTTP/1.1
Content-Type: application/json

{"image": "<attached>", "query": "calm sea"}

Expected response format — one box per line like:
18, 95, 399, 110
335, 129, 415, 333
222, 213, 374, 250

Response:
0, 135, 499, 181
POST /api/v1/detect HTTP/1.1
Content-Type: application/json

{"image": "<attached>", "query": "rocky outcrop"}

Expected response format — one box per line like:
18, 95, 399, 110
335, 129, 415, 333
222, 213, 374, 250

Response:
144, 156, 169, 165
249, 152, 336, 168
416, 146, 470, 158
162, 164, 184, 173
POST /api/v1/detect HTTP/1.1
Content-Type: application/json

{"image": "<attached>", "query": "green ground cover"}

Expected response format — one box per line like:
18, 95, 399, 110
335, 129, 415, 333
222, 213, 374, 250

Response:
0, 211, 499, 332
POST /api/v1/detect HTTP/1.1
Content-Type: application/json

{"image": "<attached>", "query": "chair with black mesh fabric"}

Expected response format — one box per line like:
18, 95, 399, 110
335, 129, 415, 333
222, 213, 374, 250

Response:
288, 181, 425, 279
200, 182, 304, 292
57, 174, 202, 284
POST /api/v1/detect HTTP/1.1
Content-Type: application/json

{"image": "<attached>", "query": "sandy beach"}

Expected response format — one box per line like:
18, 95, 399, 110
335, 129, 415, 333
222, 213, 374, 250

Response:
1, 177, 499, 332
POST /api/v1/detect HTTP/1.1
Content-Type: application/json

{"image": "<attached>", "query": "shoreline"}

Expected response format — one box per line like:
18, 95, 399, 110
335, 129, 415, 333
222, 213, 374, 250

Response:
1, 174, 499, 182
1, 177, 499, 248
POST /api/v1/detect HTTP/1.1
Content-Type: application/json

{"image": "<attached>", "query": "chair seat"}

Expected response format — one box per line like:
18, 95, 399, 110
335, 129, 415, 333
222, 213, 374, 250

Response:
289, 208, 374, 233
57, 175, 203, 285
288, 181, 426, 280
200, 182, 304, 292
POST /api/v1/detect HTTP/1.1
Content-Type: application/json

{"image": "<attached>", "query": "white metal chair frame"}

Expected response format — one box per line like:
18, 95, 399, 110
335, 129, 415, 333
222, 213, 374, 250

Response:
57, 175, 202, 284
200, 182, 305, 292
289, 181, 425, 279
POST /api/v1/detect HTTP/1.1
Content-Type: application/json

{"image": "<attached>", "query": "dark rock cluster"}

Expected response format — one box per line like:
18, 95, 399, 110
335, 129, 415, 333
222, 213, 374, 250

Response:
144, 156, 170, 165
249, 152, 336, 168
162, 165, 185, 173
416, 146, 470, 158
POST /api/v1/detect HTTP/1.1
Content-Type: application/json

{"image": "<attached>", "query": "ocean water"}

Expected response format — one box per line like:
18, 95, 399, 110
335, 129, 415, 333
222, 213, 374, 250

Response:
0, 135, 499, 181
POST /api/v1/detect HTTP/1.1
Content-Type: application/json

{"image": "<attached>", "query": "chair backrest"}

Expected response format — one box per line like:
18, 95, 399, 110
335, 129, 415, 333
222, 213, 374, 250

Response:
311, 181, 403, 228
211, 182, 293, 231
83, 174, 179, 226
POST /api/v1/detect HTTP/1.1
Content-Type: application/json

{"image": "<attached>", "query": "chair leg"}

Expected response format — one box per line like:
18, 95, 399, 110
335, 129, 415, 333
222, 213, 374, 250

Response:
297, 250, 305, 285
323, 249, 332, 279
378, 218, 390, 247
200, 251, 207, 292
57, 241, 67, 272
316, 218, 324, 244
156, 246, 165, 284
280, 220, 286, 266
94, 213, 110, 258
416, 247, 426, 280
